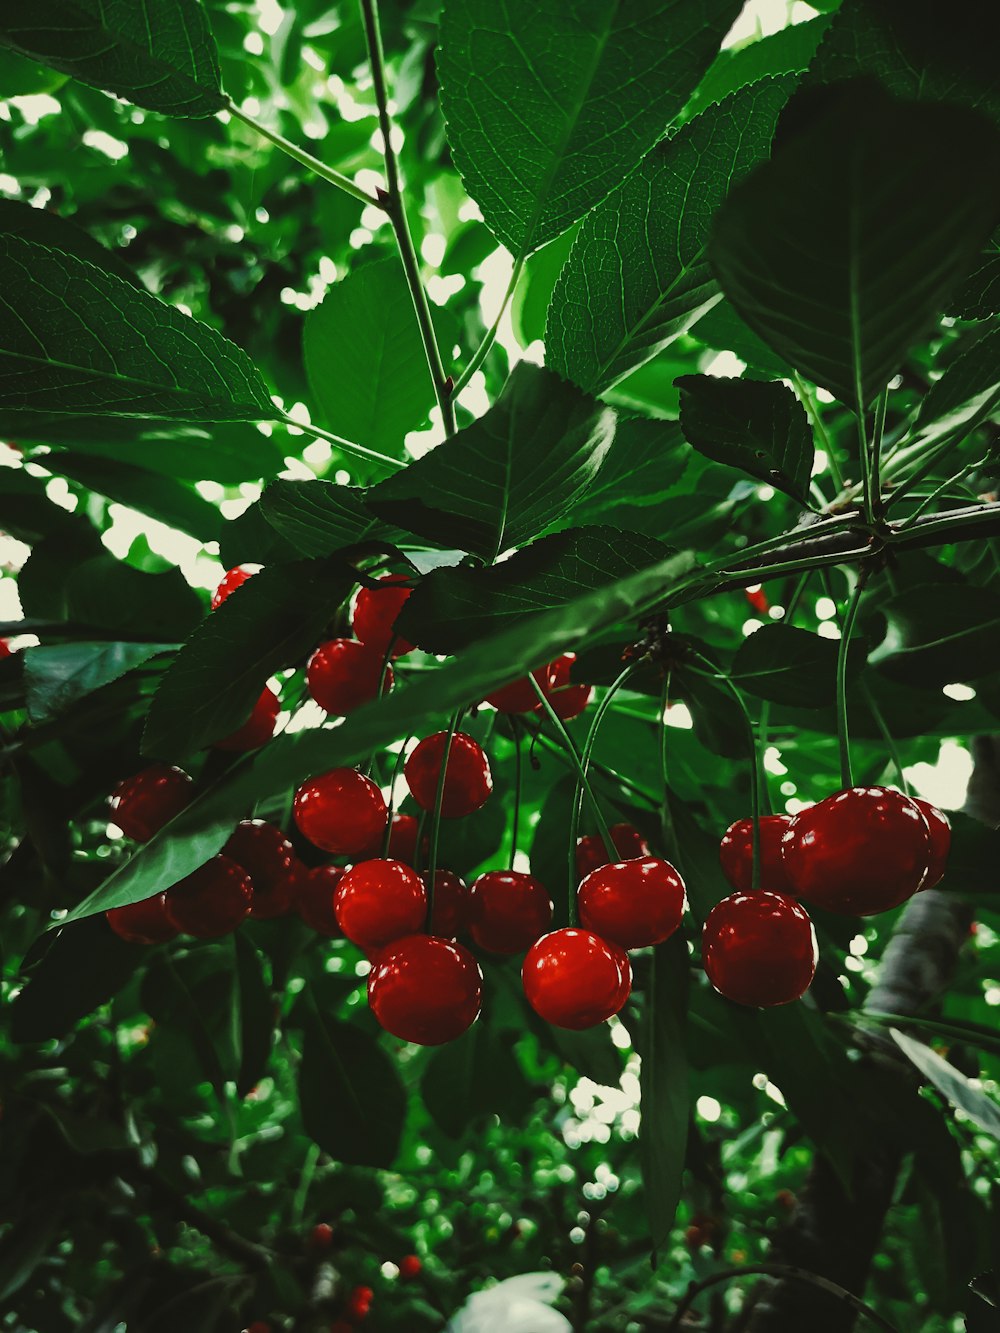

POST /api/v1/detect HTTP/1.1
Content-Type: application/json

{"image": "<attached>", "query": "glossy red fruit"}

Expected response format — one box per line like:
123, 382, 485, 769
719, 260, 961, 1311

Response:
214, 684, 280, 752
405, 732, 492, 818
576, 822, 651, 880
782, 786, 930, 916
719, 815, 794, 893
468, 870, 552, 954
398, 1254, 422, 1280
352, 573, 414, 657
0, 639, 11, 658
387, 812, 424, 866
368, 936, 482, 1045
912, 798, 951, 890
295, 864, 345, 936
577, 856, 687, 949
334, 858, 426, 951
544, 653, 592, 720
164, 855, 253, 938
307, 638, 393, 715
294, 769, 387, 857
486, 663, 554, 714
309, 1222, 334, 1251
224, 819, 297, 919
522, 928, 632, 1029
422, 869, 470, 938
345, 1286, 374, 1321
211, 564, 257, 610
744, 585, 769, 614
702, 890, 817, 1007
109, 764, 193, 842
106, 893, 177, 945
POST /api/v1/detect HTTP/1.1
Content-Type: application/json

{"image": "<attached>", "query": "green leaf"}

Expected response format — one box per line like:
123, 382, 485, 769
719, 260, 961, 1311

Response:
233, 934, 273, 1097
636, 934, 689, 1251
948, 229, 1000, 321
303, 260, 437, 458
0, 0, 225, 117
368, 363, 615, 561
858, 1010, 1000, 1061
142, 556, 353, 761
677, 375, 814, 502
565, 419, 692, 526
546, 78, 793, 394
397, 526, 674, 654
438, 0, 743, 257
912, 326, 1000, 450
872, 584, 1000, 687
65, 556, 203, 642
297, 1001, 405, 1167
141, 951, 231, 1099
891, 1028, 1000, 1138
23, 640, 174, 723
0, 236, 275, 421
421, 1024, 533, 1139
686, 16, 832, 119
732, 624, 866, 708
808, 0, 1000, 124
690, 300, 794, 379
709, 81, 1000, 410
933, 810, 1000, 898
259, 479, 408, 558
0, 198, 142, 289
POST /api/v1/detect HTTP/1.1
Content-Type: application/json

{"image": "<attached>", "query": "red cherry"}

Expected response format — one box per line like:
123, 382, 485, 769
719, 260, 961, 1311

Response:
422, 869, 470, 937
294, 769, 387, 857
329, 1324, 353, 1333
345, 1285, 374, 1321
164, 855, 253, 938
468, 870, 552, 954
295, 864, 345, 935
211, 564, 258, 610
245, 1323, 272, 1333
544, 653, 592, 720
368, 935, 482, 1044
334, 858, 426, 951
404, 732, 492, 818
398, 1254, 422, 1280
719, 815, 794, 893
744, 585, 769, 614
213, 684, 280, 752
912, 798, 951, 890
106, 893, 177, 945
782, 786, 930, 915
352, 573, 414, 657
307, 638, 393, 715
387, 812, 424, 866
109, 764, 193, 842
576, 822, 650, 880
0, 639, 11, 658
485, 663, 554, 714
224, 819, 297, 919
522, 928, 632, 1029
309, 1222, 334, 1251
577, 856, 686, 950
702, 890, 817, 1006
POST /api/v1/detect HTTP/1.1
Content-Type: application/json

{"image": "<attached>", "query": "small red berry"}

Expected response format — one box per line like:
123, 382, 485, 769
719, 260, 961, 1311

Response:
486, 663, 554, 714
776, 1188, 796, 1211
106, 893, 177, 945
744, 585, 769, 614
224, 819, 297, 919
245, 1323, 271, 1333
544, 653, 592, 720
576, 822, 650, 880
295, 864, 345, 936
702, 891, 817, 1007
577, 856, 686, 950
387, 812, 424, 866
346, 1285, 374, 1320
782, 786, 930, 916
468, 870, 552, 954
163, 855, 253, 938
109, 764, 193, 842
368, 936, 482, 1044
294, 769, 387, 857
329, 1324, 353, 1333
213, 684, 280, 752
522, 928, 632, 1029
211, 564, 258, 610
719, 815, 794, 893
309, 1222, 334, 1251
422, 869, 470, 937
398, 1254, 422, 1279
334, 858, 426, 951
307, 638, 393, 715
352, 573, 414, 657
405, 732, 492, 818
911, 798, 951, 890
0, 639, 11, 658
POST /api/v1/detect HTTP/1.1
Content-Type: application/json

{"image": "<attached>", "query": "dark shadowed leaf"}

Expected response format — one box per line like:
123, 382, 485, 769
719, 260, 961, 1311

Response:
421, 1023, 534, 1138
872, 584, 1000, 687
892, 1028, 1000, 1138
66, 557, 203, 642
677, 375, 814, 502
709, 81, 1000, 410
547, 78, 792, 394
565, 419, 692, 526
438, 0, 743, 257
0, 0, 225, 117
259, 479, 409, 558
368, 363, 616, 560
234, 933, 273, 1097
913, 326, 1000, 450
690, 300, 794, 379
948, 229, 1000, 320
0, 198, 142, 288
733, 624, 866, 707
23, 641, 174, 723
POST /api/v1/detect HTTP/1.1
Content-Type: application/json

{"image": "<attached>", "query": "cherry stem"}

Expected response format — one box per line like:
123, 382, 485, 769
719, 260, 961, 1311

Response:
870, 386, 889, 519
451, 256, 525, 398
659, 669, 671, 796
792, 371, 845, 492
836, 570, 868, 789
278, 412, 404, 474
664, 1262, 898, 1333
380, 734, 413, 857
509, 718, 522, 872
425, 709, 462, 929
359, 0, 455, 438
855, 399, 876, 526
861, 680, 910, 795
757, 569, 814, 816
